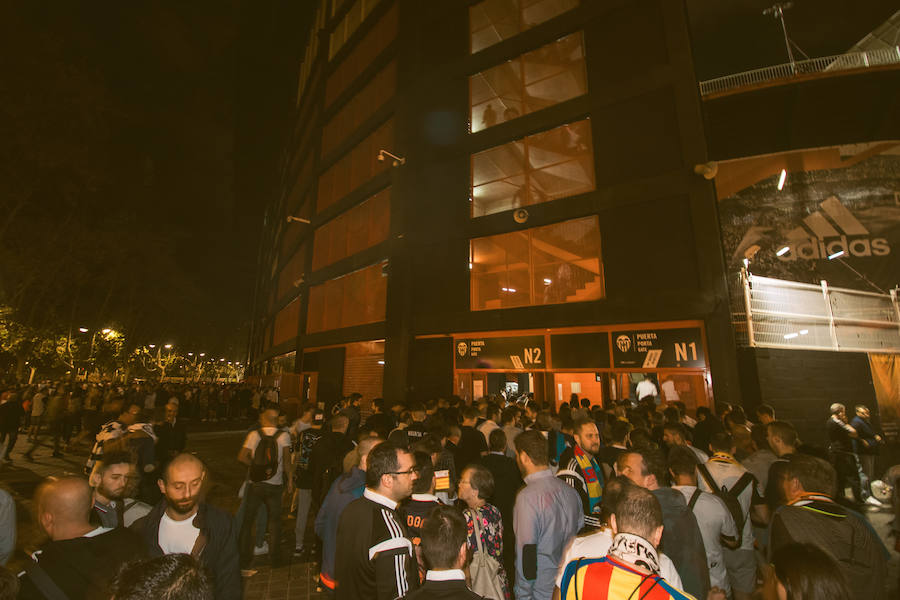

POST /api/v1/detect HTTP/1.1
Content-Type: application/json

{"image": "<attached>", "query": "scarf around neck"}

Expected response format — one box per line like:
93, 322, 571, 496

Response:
574, 445, 603, 512
608, 532, 660, 574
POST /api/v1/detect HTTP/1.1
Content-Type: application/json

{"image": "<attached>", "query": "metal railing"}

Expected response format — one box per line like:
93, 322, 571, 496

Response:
737, 269, 900, 353
700, 46, 900, 97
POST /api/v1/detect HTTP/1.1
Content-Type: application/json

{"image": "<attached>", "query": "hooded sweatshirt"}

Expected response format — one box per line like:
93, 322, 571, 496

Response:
315, 466, 366, 589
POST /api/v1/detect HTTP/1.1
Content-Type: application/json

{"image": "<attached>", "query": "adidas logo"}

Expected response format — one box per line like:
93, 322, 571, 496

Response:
776, 196, 890, 262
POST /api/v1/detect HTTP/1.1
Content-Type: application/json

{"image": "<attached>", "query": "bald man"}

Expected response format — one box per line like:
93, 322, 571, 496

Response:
18, 476, 145, 600
131, 453, 242, 600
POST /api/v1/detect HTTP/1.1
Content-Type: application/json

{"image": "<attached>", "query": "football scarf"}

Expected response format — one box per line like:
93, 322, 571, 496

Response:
609, 532, 661, 574
574, 445, 604, 513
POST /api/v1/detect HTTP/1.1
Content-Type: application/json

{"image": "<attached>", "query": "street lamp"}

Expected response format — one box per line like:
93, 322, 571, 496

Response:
149, 344, 156, 349
164, 344, 173, 350
79, 327, 89, 333
102, 328, 111, 335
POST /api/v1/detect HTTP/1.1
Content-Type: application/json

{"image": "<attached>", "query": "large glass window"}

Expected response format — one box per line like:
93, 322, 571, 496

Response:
273, 297, 301, 346
312, 187, 390, 271
322, 61, 396, 157
317, 118, 394, 213
470, 216, 604, 310
470, 0, 579, 53
326, 3, 397, 107
470, 32, 586, 132
306, 261, 388, 333
471, 119, 594, 217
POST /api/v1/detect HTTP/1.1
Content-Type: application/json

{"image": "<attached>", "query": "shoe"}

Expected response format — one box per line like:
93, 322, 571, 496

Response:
865, 496, 884, 506
253, 542, 269, 556
240, 569, 258, 578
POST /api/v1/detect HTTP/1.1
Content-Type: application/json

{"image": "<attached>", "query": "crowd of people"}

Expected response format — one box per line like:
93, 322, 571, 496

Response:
0, 383, 895, 600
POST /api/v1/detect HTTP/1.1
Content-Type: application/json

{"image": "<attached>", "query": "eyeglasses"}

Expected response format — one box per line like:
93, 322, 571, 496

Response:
388, 468, 416, 477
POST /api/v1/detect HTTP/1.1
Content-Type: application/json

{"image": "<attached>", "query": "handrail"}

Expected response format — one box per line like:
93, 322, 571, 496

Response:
699, 46, 900, 97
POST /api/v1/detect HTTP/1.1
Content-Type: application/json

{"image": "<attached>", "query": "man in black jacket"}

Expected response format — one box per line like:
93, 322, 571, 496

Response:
18, 476, 146, 600
132, 453, 242, 600
402, 505, 482, 600
480, 428, 522, 580
155, 401, 187, 468
335, 442, 419, 599
310, 415, 354, 505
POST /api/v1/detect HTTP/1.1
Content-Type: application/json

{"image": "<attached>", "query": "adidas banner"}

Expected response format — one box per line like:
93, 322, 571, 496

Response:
718, 143, 900, 293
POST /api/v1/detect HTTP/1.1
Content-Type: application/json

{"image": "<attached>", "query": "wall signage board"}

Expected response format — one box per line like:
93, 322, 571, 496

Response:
611, 327, 705, 369
455, 335, 545, 370
550, 332, 611, 369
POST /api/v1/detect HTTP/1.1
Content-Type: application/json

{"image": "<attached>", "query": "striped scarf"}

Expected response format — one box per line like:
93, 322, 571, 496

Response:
574, 445, 604, 513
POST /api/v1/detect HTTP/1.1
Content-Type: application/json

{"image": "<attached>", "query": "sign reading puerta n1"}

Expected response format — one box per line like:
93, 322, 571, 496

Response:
455, 335, 545, 370
611, 328, 706, 369
718, 144, 900, 292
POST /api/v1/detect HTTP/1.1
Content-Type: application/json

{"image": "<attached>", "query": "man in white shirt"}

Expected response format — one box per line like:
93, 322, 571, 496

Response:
668, 446, 737, 595
237, 407, 292, 573
477, 404, 500, 445
698, 433, 762, 600
635, 374, 658, 404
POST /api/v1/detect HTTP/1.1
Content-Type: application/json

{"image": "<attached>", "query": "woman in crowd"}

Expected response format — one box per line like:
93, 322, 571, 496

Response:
457, 464, 510, 599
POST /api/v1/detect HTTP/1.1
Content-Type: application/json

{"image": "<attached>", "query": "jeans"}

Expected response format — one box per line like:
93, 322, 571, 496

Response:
0, 429, 18, 460
294, 488, 312, 549
235, 486, 267, 548
239, 482, 283, 568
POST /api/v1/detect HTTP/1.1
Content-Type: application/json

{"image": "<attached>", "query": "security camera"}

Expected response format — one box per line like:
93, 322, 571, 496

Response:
513, 208, 529, 224
693, 161, 718, 180
287, 215, 310, 224
293, 276, 305, 288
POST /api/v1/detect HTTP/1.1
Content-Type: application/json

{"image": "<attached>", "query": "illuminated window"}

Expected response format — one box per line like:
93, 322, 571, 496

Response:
470, 32, 586, 133
471, 119, 594, 217
317, 118, 394, 213
312, 188, 390, 271
470, 216, 604, 310
306, 261, 388, 333
326, 3, 397, 106
322, 60, 396, 157
470, 0, 579, 53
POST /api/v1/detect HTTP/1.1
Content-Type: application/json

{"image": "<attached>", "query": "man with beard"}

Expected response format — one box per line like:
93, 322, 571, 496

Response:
89, 451, 133, 528
557, 418, 604, 522
132, 453, 241, 600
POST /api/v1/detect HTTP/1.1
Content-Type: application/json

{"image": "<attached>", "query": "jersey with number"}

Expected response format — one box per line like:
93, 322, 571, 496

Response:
559, 556, 696, 600
399, 495, 442, 545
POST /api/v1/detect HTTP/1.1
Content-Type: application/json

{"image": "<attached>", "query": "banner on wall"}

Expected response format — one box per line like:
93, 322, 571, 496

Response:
718, 144, 900, 292
611, 327, 706, 369
455, 335, 545, 370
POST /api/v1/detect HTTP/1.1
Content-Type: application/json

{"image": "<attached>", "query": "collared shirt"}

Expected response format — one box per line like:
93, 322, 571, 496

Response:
426, 569, 466, 582
93, 499, 122, 529
514, 468, 584, 600
363, 487, 397, 510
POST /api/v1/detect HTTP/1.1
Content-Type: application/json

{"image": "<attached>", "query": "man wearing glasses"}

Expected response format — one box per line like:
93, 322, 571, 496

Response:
335, 441, 420, 599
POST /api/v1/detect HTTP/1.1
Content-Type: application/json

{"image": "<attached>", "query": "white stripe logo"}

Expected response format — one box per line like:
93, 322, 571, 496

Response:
777, 196, 890, 261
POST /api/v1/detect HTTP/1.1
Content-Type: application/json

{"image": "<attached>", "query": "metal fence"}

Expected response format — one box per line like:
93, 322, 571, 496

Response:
700, 46, 900, 97
736, 269, 900, 353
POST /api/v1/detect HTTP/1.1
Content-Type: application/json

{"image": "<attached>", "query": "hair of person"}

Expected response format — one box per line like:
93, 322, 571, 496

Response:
462, 406, 479, 421
784, 454, 837, 496
365, 442, 407, 489
412, 451, 436, 494
448, 424, 461, 438
0, 565, 19, 600
419, 505, 468, 571
756, 404, 775, 418
500, 406, 517, 425
330, 414, 350, 431
514, 429, 549, 466
715, 402, 732, 415
628, 428, 656, 450
485, 403, 500, 420
95, 450, 135, 475
580, 398, 590, 408
488, 428, 507, 453
121, 401, 143, 416
465, 463, 494, 500
609, 420, 630, 443
372, 398, 385, 412
411, 434, 442, 456
637, 448, 668, 486
662, 406, 681, 424
662, 422, 687, 440
829, 403, 844, 415
535, 410, 553, 431
409, 402, 425, 414
750, 422, 770, 451
110, 553, 212, 600
727, 405, 747, 425
667, 445, 699, 476
772, 542, 852, 600
573, 417, 596, 437
853, 404, 868, 414
709, 432, 735, 453
616, 452, 648, 478
613, 482, 663, 540
600, 475, 634, 525
696, 406, 712, 420
559, 414, 575, 433
767, 421, 799, 447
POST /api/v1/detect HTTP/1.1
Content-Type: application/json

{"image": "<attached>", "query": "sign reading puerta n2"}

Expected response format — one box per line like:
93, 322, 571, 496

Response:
455, 335, 545, 370
611, 328, 706, 369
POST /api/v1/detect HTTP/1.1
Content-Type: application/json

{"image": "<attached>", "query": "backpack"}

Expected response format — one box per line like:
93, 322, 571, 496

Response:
466, 509, 505, 600
697, 463, 754, 546
249, 428, 282, 483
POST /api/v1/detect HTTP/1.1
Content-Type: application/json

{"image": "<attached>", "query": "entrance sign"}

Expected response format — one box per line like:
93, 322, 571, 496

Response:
612, 327, 705, 369
455, 335, 545, 370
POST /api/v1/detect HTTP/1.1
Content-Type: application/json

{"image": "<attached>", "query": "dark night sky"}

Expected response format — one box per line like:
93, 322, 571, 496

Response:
0, 1, 894, 359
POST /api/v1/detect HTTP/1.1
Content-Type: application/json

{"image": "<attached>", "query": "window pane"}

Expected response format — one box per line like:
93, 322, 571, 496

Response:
312, 188, 390, 271
306, 262, 388, 333
471, 32, 586, 132
471, 119, 594, 217
470, 0, 579, 53
470, 216, 604, 310
322, 61, 396, 157
273, 297, 301, 346
318, 118, 394, 213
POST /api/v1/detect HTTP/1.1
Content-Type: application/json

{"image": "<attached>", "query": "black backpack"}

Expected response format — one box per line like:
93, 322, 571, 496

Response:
249, 428, 282, 483
697, 462, 755, 546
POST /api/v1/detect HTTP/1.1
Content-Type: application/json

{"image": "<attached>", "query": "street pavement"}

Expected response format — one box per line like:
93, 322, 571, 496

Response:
0, 426, 326, 599
2, 428, 898, 598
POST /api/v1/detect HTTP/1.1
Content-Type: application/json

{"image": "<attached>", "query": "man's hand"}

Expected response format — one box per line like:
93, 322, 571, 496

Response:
707, 587, 728, 600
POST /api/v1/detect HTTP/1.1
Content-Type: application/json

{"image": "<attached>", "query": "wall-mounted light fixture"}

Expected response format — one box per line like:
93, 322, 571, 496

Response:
377, 149, 406, 166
